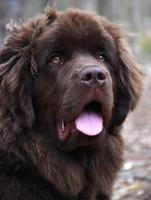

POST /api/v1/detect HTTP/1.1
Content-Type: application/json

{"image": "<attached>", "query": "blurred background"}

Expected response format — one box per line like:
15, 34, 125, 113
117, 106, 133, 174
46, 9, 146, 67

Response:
0, 0, 151, 199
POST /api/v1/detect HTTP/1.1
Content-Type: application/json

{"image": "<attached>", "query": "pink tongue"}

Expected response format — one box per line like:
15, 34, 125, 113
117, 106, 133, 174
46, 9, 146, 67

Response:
75, 112, 103, 136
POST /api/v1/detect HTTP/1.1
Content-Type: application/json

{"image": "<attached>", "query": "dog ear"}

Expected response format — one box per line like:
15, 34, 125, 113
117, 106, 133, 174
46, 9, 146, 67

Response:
0, 10, 57, 130
118, 39, 144, 110
111, 38, 144, 128
102, 20, 144, 129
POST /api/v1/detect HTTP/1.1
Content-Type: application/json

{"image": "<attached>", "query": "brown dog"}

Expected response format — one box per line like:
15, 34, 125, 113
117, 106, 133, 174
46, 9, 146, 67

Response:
0, 8, 143, 200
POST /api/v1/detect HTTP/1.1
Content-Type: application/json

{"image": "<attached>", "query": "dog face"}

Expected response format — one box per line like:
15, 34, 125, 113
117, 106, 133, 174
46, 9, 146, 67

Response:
29, 10, 142, 151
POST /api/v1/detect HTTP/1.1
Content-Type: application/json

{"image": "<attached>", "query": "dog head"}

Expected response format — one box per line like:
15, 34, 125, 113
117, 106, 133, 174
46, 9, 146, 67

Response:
0, 8, 143, 151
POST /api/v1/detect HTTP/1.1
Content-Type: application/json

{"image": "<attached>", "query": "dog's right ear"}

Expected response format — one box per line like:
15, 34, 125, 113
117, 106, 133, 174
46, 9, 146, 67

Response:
0, 10, 57, 130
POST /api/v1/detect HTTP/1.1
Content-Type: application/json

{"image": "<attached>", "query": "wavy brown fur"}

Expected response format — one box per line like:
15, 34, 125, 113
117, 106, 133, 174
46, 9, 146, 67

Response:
0, 8, 143, 200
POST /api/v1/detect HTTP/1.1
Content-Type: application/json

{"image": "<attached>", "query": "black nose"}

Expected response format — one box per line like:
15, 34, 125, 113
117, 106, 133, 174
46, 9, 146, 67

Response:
79, 66, 107, 86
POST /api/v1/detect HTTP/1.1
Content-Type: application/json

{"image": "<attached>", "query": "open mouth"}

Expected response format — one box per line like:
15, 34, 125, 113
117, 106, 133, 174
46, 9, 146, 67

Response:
58, 101, 104, 141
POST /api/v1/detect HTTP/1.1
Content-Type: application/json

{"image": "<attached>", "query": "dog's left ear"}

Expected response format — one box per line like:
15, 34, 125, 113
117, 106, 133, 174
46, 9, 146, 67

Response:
118, 39, 143, 110
102, 20, 144, 129
112, 37, 144, 128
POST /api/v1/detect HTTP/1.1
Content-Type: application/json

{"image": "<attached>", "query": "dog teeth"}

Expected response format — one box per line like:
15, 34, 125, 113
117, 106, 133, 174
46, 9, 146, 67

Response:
61, 121, 65, 130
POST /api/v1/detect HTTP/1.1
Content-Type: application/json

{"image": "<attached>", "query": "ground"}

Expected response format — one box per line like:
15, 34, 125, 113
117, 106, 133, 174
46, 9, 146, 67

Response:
113, 68, 151, 200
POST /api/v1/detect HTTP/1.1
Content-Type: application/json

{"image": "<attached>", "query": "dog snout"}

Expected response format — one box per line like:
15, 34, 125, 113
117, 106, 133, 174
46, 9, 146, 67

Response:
79, 66, 108, 86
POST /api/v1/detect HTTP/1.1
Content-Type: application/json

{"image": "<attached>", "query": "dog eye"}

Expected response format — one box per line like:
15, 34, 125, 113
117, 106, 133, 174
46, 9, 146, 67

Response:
49, 53, 63, 65
98, 53, 106, 62
53, 56, 60, 64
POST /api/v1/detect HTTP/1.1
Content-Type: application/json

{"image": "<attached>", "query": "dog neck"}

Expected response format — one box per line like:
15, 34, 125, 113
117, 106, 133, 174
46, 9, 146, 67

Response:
23, 133, 123, 198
